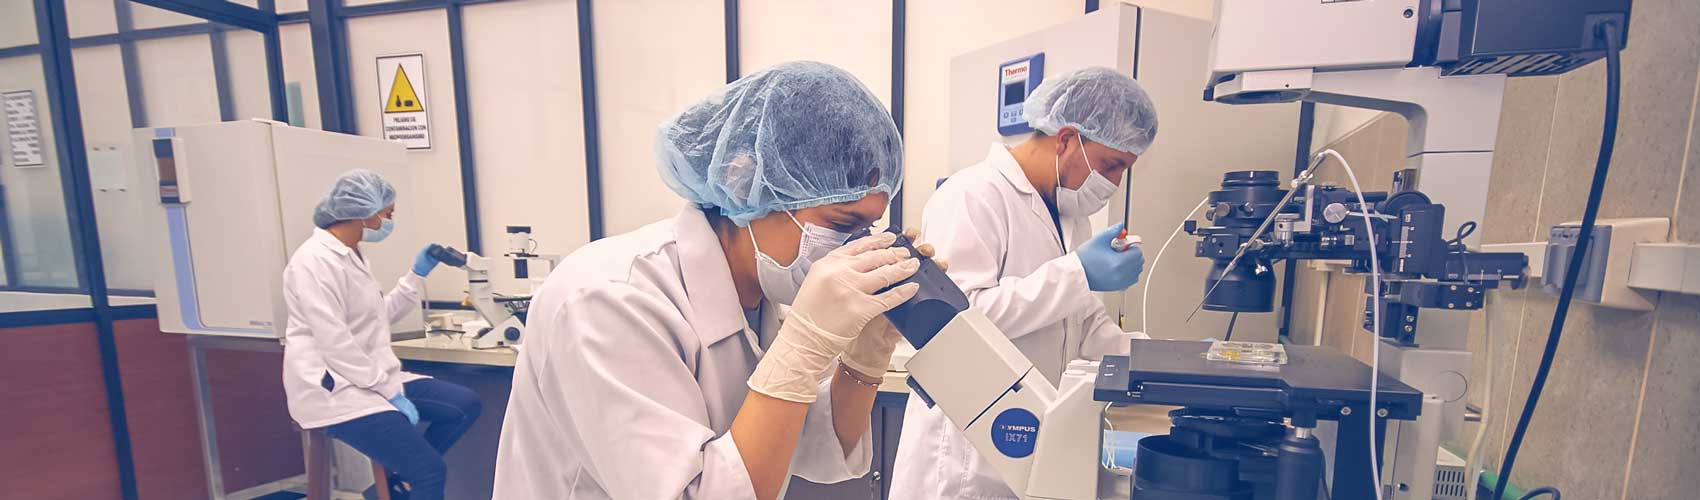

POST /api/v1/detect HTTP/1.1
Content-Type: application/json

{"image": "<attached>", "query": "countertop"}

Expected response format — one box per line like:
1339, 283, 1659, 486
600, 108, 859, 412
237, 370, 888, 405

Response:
391, 331, 518, 367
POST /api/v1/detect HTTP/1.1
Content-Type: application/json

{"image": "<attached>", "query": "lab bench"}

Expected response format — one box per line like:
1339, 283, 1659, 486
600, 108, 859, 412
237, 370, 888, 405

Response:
394, 328, 919, 500
381, 344, 1170, 500
392, 331, 916, 500
192, 331, 1165, 500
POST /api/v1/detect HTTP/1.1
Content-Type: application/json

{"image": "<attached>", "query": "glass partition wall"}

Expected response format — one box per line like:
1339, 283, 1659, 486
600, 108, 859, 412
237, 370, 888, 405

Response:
1, 3, 288, 499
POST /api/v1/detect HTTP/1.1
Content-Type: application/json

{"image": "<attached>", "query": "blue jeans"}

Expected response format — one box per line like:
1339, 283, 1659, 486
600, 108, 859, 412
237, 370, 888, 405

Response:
323, 378, 482, 500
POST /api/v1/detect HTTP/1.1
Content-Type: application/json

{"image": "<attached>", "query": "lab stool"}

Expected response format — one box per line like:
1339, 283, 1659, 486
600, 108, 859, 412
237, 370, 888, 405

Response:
302, 427, 394, 500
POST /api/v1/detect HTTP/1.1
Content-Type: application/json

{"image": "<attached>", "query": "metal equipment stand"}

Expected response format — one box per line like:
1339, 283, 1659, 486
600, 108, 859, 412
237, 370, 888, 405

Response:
187, 334, 285, 500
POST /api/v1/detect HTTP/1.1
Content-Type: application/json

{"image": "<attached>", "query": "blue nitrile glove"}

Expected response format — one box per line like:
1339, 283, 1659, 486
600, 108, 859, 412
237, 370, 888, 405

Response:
389, 394, 420, 425
1077, 223, 1146, 292
412, 245, 442, 277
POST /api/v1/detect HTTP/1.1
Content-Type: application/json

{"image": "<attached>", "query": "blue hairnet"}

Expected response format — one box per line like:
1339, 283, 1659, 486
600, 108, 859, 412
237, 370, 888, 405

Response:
1024, 66, 1159, 155
312, 169, 396, 229
656, 61, 903, 226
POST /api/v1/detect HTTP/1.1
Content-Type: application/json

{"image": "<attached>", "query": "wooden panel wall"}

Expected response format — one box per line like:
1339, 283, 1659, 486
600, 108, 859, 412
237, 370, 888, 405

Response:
113, 319, 303, 498
0, 322, 123, 499
0, 318, 302, 500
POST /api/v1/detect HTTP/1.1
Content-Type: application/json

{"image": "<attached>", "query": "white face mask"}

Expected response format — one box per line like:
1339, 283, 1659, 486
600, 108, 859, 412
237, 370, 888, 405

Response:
1054, 135, 1119, 217
749, 210, 852, 306
362, 218, 394, 243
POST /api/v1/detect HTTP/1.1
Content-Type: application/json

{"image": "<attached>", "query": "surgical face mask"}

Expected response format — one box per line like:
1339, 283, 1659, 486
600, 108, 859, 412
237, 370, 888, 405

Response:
749, 211, 852, 305
362, 218, 394, 243
1054, 135, 1119, 217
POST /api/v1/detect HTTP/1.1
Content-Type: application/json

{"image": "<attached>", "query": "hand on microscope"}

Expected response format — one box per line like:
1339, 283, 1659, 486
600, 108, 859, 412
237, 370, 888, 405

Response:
748, 231, 919, 403
412, 244, 444, 277
842, 228, 947, 379
1078, 223, 1144, 292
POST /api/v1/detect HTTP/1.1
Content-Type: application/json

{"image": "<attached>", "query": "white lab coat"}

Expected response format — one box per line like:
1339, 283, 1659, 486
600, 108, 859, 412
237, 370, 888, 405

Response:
280, 228, 427, 429
491, 205, 872, 500
889, 144, 1143, 500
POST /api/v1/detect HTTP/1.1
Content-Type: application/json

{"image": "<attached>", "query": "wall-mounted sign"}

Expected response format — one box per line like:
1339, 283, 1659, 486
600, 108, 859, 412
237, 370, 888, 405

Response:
376, 54, 431, 150
3, 90, 45, 167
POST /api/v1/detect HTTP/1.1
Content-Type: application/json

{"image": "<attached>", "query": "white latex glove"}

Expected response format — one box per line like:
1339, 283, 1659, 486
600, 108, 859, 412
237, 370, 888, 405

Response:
841, 228, 944, 378
749, 231, 921, 403
841, 316, 902, 378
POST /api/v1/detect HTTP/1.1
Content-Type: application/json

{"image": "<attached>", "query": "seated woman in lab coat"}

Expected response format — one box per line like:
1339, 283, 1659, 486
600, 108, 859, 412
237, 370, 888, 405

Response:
493, 61, 926, 500
280, 170, 483, 500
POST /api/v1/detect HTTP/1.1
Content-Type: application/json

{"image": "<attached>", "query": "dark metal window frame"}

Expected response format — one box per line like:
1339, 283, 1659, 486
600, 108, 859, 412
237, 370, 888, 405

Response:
13, 2, 289, 499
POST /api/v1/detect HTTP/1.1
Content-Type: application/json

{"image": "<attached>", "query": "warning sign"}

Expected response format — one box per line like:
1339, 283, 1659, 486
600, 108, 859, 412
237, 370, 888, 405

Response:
385, 66, 424, 112
376, 54, 431, 150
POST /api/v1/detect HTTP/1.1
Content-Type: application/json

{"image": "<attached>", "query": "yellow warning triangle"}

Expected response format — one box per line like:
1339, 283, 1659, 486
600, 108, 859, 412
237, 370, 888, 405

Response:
385, 66, 424, 113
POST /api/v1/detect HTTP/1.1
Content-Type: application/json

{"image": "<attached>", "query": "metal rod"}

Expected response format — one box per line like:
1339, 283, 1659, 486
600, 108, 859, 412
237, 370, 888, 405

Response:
888, 0, 906, 228
114, 0, 148, 128
35, 1, 136, 498
263, 25, 289, 122
1121, 7, 1139, 231
0, 45, 41, 57
261, 0, 287, 124
131, 0, 277, 32
0, 184, 19, 287
447, 3, 483, 254
210, 28, 237, 122
723, 0, 739, 83
308, 0, 350, 132
189, 343, 227, 500
577, 0, 605, 240
1279, 102, 1317, 342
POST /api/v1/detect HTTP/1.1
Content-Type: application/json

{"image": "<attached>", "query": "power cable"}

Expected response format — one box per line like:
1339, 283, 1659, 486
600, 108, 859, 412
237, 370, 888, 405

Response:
1492, 20, 1623, 500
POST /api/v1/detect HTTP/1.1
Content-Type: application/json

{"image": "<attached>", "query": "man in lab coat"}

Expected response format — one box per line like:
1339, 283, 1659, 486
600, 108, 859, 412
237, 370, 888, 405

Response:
889, 66, 1160, 499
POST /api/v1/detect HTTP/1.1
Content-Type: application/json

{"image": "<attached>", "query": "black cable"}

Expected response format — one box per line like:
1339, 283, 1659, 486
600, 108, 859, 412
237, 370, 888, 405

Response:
1516, 486, 1562, 500
1448, 220, 1478, 247
1224, 311, 1239, 341
1493, 21, 1622, 500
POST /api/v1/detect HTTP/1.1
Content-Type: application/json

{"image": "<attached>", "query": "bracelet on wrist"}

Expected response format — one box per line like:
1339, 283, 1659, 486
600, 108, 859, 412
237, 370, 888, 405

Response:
840, 363, 883, 388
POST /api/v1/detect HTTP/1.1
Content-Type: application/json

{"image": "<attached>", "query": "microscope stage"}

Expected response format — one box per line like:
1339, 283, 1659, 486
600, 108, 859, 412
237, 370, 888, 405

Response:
1095, 339, 1423, 421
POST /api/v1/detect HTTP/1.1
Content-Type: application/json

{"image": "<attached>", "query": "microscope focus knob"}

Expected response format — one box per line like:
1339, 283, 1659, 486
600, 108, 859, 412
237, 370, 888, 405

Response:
504, 327, 522, 342
1322, 203, 1349, 224
1209, 202, 1233, 221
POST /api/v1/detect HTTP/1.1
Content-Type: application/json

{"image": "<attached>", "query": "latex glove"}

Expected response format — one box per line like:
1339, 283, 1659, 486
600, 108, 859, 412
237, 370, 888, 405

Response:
842, 316, 902, 379
1077, 223, 1145, 292
841, 228, 943, 378
749, 231, 921, 403
412, 245, 442, 277
389, 394, 420, 425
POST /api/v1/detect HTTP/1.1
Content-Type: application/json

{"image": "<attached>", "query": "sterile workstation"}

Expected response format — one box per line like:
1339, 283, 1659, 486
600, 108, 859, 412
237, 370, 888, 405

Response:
5, 1, 1699, 500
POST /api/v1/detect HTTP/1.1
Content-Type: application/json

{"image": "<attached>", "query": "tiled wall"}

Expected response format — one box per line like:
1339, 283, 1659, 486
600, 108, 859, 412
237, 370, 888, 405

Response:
1292, 2, 1700, 498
